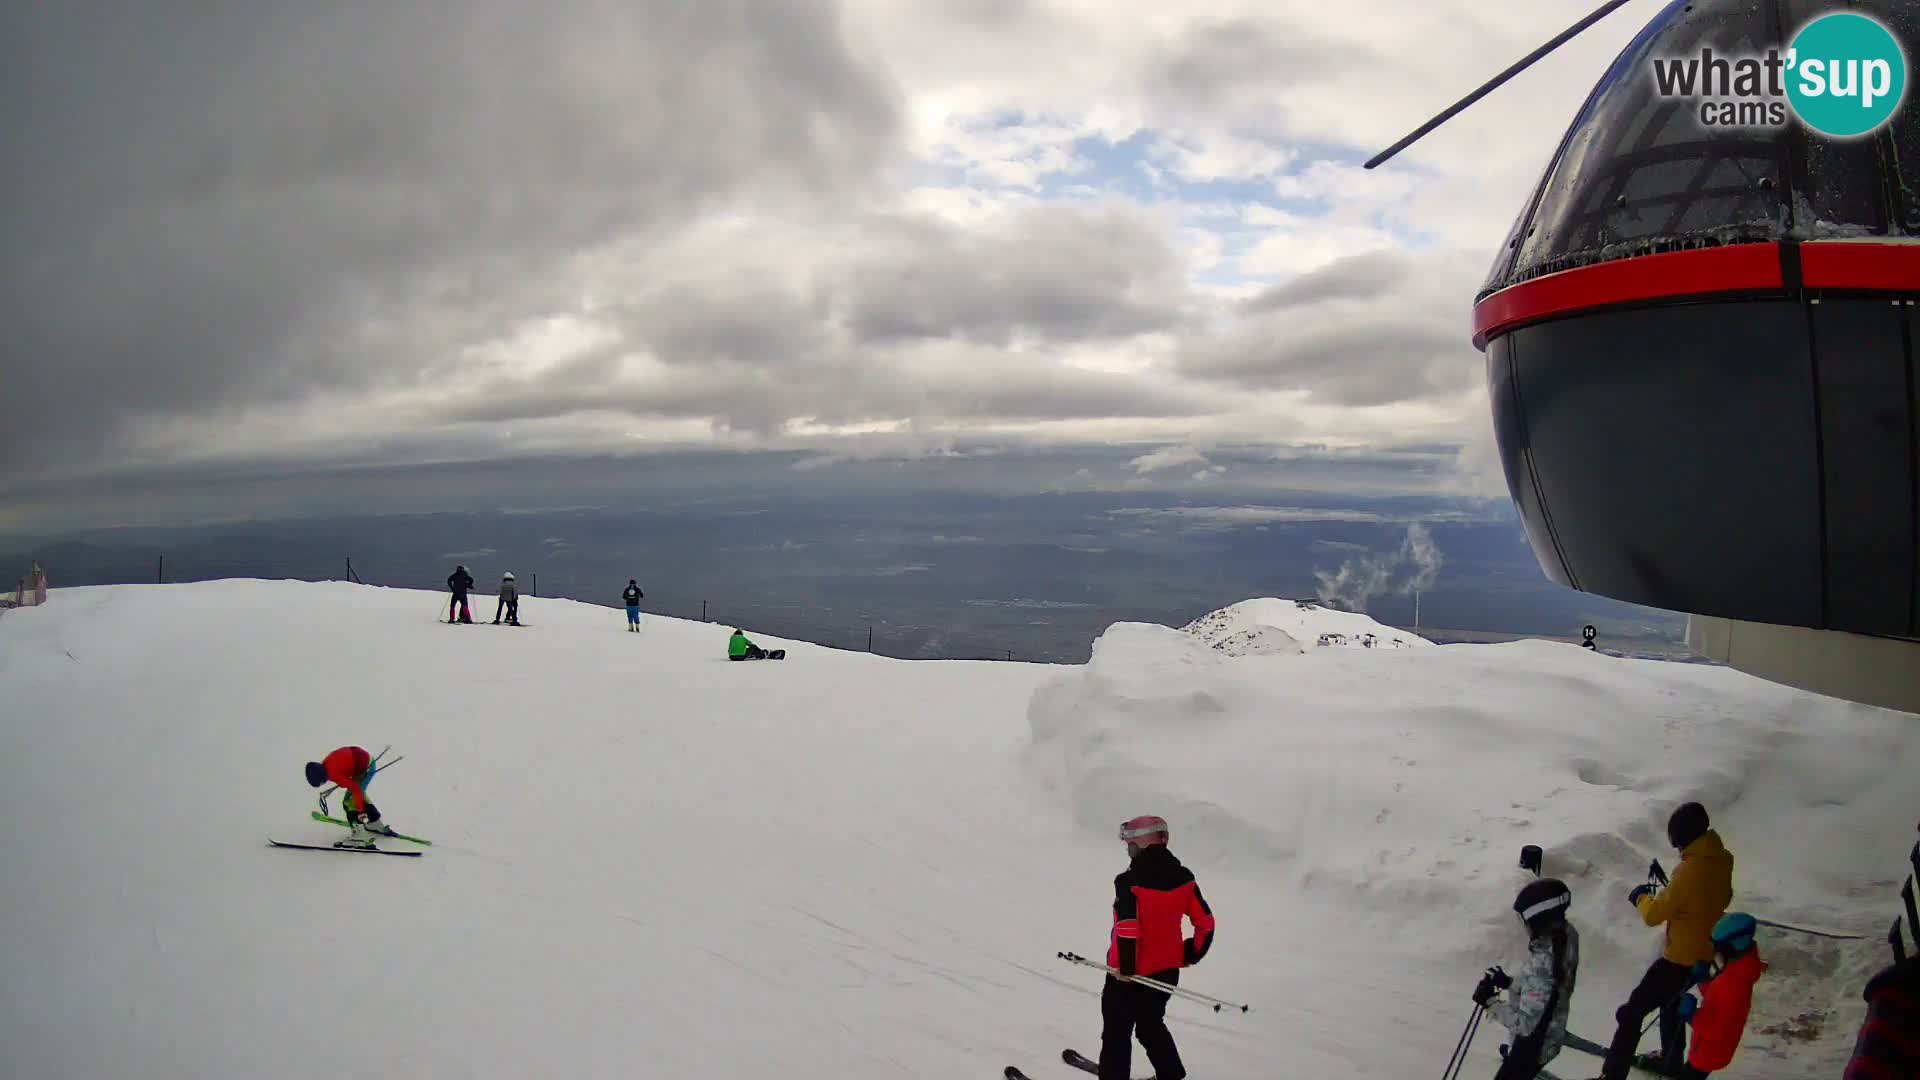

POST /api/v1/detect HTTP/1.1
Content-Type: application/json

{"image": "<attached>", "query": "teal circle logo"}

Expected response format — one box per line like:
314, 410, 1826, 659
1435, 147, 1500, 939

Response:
1786, 13, 1908, 138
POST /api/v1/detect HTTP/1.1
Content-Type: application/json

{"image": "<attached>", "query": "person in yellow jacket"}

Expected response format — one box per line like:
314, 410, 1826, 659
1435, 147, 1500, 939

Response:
1598, 802, 1734, 1080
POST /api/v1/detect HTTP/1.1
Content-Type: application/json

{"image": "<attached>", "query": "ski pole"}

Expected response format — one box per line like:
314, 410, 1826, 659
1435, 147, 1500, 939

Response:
1055, 951, 1250, 1013
1639, 977, 1703, 1039
1753, 917, 1869, 941
315, 749, 404, 813
1440, 1003, 1484, 1080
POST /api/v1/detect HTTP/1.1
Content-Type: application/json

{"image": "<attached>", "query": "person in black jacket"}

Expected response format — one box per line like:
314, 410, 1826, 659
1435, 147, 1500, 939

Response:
1101, 815, 1216, 1080
622, 580, 644, 631
447, 564, 475, 624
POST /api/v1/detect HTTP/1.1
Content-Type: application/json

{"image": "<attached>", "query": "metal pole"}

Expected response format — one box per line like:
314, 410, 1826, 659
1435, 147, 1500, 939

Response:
1365, 0, 1637, 169
158, 555, 164, 583
701, 599, 708, 622
866, 625, 874, 652
530, 573, 536, 597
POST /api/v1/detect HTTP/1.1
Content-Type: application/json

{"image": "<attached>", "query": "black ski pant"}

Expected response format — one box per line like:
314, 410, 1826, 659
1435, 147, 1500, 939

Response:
449, 593, 471, 622
494, 596, 517, 623
1600, 957, 1692, 1080
1492, 1023, 1548, 1080
1100, 971, 1185, 1080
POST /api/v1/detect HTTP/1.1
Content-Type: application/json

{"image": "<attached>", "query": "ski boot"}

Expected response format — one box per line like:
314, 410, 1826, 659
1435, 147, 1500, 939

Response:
334, 821, 378, 850
1633, 1052, 1682, 1077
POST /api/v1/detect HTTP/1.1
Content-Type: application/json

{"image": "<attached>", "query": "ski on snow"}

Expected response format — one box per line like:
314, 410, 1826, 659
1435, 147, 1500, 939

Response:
1004, 1049, 1148, 1080
310, 811, 433, 844
268, 839, 421, 857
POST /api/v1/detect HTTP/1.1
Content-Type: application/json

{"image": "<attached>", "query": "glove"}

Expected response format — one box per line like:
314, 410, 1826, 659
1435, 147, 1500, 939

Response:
1489, 965, 1511, 990
1466, 972, 1497, 1006
1649, 859, 1669, 886
1627, 883, 1656, 907
1675, 993, 1697, 1022
1183, 938, 1201, 966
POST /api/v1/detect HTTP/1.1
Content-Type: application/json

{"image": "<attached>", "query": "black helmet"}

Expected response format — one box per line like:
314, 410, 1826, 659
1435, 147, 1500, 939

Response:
305, 762, 327, 787
1514, 878, 1571, 933
1668, 802, 1710, 850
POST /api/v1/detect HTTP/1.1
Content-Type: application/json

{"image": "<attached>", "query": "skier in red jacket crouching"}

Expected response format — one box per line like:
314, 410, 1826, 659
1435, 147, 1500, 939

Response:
1100, 815, 1216, 1080
304, 745, 398, 849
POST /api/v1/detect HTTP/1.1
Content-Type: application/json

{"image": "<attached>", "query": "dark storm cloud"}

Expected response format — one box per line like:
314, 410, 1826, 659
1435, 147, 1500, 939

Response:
1241, 252, 1412, 313
1138, 16, 1377, 115
1183, 320, 1474, 406
0, 441, 1485, 537
407, 201, 1211, 434
1179, 250, 1483, 407
829, 206, 1194, 347
0, 2, 901, 474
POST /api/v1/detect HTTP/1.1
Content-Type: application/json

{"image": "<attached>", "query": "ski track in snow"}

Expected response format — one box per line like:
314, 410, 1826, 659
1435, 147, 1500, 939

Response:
0, 579, 1913, 1079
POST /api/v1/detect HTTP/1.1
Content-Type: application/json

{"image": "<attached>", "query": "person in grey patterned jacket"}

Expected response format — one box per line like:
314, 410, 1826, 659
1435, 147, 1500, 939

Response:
1476, 877, 1581, 1079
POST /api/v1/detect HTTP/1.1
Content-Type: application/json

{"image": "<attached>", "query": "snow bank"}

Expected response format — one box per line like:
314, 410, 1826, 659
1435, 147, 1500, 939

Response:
1182, 596, 1431, 652
1027, 620, 1920, 1073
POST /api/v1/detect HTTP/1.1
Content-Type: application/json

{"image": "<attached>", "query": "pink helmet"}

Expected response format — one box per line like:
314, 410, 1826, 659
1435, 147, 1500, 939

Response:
1119, 815, 1169, 846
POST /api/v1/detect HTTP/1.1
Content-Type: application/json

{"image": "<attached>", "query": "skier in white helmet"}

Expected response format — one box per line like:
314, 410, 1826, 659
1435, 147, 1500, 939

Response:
492, 572, 519, 626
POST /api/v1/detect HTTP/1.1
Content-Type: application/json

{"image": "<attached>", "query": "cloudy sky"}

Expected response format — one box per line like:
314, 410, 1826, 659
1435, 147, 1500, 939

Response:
0, 1, 1657, 532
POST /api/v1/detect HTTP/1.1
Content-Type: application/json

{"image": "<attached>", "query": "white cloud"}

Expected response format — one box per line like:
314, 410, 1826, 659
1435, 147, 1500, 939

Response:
1130, 445, 1212, 474
1149, 129, 1297, 183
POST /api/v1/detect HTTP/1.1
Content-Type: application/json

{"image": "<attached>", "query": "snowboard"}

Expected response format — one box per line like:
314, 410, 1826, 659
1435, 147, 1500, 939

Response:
268, 839, 420, 857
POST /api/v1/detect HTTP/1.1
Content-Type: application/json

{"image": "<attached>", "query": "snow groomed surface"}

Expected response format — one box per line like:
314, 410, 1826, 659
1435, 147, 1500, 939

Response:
1, 580, 1913, 1078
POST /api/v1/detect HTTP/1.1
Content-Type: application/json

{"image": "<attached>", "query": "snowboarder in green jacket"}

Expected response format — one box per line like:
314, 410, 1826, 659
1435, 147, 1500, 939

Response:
728, 628, 782, 661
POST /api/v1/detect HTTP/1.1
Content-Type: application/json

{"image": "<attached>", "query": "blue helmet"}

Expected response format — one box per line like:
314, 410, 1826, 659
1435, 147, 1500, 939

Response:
1711, 911, 1757, 955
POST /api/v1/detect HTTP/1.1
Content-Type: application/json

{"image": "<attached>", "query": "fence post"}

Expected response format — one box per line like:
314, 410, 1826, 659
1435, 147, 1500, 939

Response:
701, 599, 707, 622
157, 555, 164, 584
1006, 650, 1014, 662
530, 573, 536, 597
867, 625, 874, 652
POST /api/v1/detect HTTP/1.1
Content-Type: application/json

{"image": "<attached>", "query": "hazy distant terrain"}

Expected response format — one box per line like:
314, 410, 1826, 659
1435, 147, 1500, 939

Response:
1, 492, 1686, 663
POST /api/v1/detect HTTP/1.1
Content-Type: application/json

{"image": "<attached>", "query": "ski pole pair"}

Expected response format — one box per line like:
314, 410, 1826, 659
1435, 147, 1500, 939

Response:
1055, 951, 1249, 1013
1441, 1002, 1484, 1080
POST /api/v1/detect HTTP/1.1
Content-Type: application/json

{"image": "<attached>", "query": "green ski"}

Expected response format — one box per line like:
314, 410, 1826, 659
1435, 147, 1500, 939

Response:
310, 811, 433, 845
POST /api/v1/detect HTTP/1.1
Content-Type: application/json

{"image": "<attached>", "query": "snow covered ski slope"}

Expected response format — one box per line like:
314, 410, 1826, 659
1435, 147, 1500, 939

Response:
1, 580, 1914, 1079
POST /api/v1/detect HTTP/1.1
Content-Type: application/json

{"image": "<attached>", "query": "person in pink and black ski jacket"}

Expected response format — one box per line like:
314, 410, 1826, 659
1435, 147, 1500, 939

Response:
1098, 815, 1216, 1080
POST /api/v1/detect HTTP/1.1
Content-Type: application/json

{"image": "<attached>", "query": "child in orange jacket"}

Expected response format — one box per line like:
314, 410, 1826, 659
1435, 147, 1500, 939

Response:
1673, 912, 1766, 1079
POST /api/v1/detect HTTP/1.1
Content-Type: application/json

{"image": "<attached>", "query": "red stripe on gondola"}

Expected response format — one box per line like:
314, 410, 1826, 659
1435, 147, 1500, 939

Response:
1800, 241, 1920, 291
1472, 244, 1782, 349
